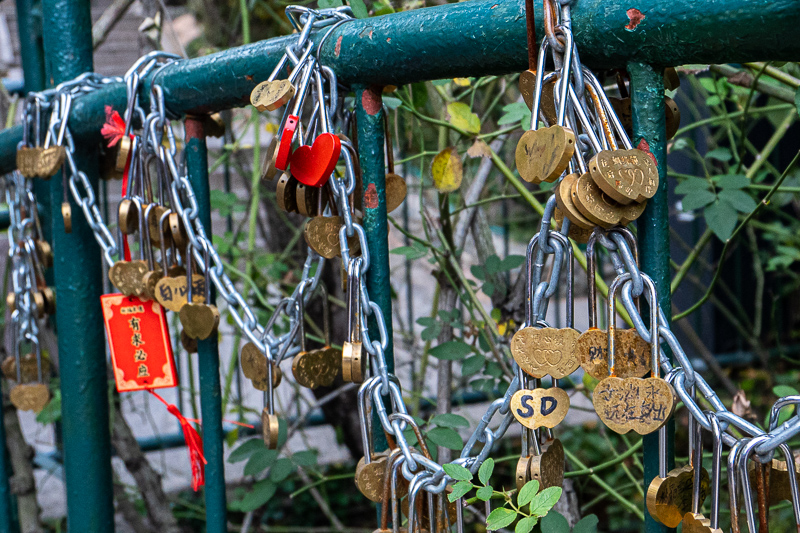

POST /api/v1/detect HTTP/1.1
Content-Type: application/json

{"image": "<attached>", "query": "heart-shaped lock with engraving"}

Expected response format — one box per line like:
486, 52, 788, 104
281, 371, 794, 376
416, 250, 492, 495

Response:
250, 79, 296, 112
589, 149, 659, 205
37, 146, 66, 178
108, 260, 148, 297
511, 387, 570, 430
290, 133, 341, 188
515, 125, 575, 184
511, 327, 580, 379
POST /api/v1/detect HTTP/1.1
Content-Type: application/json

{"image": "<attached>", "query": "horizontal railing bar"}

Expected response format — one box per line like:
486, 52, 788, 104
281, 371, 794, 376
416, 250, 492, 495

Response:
1, 0, 798, 174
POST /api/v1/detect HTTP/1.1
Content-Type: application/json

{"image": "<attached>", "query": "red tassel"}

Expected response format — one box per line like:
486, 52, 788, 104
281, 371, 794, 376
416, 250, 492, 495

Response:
149, 390, 207, 491
101, 106, 127, 148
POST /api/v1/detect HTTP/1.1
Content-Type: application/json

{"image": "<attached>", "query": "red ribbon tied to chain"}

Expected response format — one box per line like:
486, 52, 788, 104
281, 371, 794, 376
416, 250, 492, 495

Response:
149, 390, 207, 491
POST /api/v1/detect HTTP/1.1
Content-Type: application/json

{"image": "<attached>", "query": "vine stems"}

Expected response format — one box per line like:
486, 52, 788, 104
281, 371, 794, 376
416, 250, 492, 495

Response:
674, 149, 800, 321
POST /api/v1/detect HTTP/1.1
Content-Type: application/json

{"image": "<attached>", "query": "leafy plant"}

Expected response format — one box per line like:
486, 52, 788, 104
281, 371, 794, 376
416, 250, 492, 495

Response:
444, 459, 564, 532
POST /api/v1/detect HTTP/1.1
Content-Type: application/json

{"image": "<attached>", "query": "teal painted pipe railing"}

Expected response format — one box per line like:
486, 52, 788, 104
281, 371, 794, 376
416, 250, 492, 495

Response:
40, 0, 116, 531
185, 117, 228, 532
354, 86, 394, 457
2, 0, 799, 174
630, 62, 674, 533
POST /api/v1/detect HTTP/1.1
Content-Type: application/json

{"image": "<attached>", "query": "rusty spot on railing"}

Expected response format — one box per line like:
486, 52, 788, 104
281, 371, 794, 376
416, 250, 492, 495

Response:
636, 138, 657, 167
625, 8, 645, 30
361, 86, 383, 116
335, 36, 343, 57
364, 183, 379, 209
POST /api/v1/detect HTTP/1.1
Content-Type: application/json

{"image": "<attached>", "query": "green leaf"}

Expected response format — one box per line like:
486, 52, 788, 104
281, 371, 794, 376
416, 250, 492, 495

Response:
269, 458, 294, 482
348, 0, 369, 18
417, 316, 436, 326
244, 449, 278, 476
443, 463, 473, 482
572, 514, 600, 533
470, 265, 486, 281
486, 508, 517, 531
317, 0, 344, 7
485, 255, 502, 275
476, 485, 494, 501
432, 413, 470, 428
383, 96, 402, 110
462, 354, 486, 376
35, 388, 60, 425
514, 516, 538, 533
448, 480, 473, 502
705, 147, 732, 162
478, 458, 495, 485
773, 385, 800, 397
237, 479, 277, 511
529, 486, 563, 517
716, 174, 749, 190
540, 511, 569, 533
719, 189, 757, 213
228, 438, 265, 464
482, 281, 495, 297
680, 190, 716, 212
704, 201, 737, 241
430, 341, 473, 361
517, 479, 539, 506
292, 450, 318, 467
674, 177, 710, 195
498, 102, 531, 126
390, 243, 428, 260
447, 102, 481, 134
795, 86, 800, 117
499, 255, 525, 271
427, 427, 464, 450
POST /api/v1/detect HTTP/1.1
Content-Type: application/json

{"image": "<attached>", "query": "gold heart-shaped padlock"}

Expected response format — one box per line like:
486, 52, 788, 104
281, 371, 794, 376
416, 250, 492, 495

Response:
251, 79, 296, 112
108, 260, 148, 296
9, 383, 51, 413
292, 347, 340, 389
511, 326, 580, 379
589, 149, 659, 205
593, 376, 676, 435
37, 146, 66, 178
515, 125, 575, 184
646, 464, 709, 528
179, 303, 220, 340
511, 388, 570, 430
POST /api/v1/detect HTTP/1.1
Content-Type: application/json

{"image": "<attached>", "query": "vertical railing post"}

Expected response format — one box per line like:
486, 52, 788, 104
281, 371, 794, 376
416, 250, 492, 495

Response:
629, 62, 674, 533
354, 86, 395, 447
184, 116, 228, 532
41, 0, 116, 531
0, 3, 49, 532
15, 0, 51, 252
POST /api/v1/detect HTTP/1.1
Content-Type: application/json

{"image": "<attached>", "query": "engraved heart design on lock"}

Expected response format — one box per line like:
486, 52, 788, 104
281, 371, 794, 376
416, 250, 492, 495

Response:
511, 326, 580, 379
289, 133, 341, 188
155, 274, 205, 312
511, 387, 570, 430
292, 347, 339, 389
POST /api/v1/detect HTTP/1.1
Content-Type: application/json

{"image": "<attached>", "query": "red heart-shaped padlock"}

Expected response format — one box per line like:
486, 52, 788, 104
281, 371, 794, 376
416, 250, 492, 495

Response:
275, 115, 299, 171
289, 133, 341, 188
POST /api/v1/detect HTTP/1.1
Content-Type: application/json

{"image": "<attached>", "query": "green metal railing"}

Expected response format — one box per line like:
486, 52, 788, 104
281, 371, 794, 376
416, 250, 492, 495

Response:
2, 1, 799, 532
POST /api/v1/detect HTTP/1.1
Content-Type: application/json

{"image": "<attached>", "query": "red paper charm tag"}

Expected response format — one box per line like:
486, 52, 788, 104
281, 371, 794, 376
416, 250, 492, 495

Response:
101, 294, 177, 392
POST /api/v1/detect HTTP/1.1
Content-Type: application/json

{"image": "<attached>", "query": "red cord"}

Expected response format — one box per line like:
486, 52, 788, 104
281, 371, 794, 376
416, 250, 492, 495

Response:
149, 390, 207, 491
